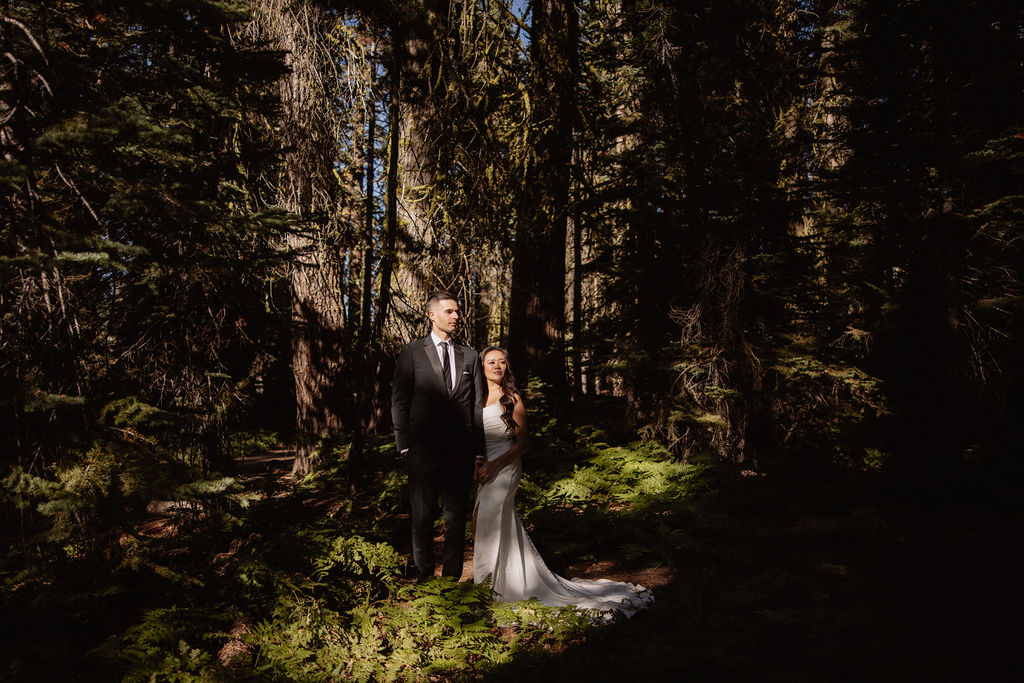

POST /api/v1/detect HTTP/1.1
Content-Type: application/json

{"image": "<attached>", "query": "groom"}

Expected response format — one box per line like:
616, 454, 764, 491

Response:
391, 290, 484, 581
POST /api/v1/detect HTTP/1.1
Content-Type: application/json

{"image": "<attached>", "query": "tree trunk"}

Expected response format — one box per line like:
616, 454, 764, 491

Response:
250, 0, 347, 476
376, 40, 404, 346
508, 0, 577, 397
347, 46, 382, 489
569, 146, 584, 403
384, 1, 447, 341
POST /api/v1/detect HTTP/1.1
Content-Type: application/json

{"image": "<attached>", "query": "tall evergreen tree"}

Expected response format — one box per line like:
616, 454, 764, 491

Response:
508, 0, 577, 397
816, 0, 1024, 461
1, 0, 289, 555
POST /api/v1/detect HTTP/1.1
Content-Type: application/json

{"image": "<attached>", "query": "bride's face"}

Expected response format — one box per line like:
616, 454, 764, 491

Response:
483, 351, 508, 383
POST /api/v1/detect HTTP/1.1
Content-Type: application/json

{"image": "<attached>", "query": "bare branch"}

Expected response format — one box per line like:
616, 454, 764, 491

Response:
54, 163, 102, 226
1, 14, 49, 64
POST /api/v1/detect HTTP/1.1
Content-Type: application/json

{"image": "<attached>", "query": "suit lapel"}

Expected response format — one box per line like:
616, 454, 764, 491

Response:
421, 337, 447, 393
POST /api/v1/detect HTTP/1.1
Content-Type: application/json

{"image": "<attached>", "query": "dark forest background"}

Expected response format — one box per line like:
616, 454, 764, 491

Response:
2, 1, 1022, 680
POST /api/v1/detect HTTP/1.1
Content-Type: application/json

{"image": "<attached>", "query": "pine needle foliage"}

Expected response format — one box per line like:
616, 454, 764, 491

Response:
1, 0, 292, 566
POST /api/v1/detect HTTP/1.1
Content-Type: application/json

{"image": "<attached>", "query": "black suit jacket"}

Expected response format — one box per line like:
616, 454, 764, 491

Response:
391, 336, 484, 463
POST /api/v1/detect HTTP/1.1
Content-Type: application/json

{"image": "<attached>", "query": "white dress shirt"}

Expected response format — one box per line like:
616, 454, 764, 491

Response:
430, 331, 456, 391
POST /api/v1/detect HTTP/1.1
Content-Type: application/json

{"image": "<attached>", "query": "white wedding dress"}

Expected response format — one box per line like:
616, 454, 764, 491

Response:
473, 402, 654, 616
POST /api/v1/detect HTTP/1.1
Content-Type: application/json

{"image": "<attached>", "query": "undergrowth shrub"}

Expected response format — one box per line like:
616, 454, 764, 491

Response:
4, 426, 695, 682
313, 535, 405, 603
89, 606, 229, 682
242, 577, 594, 682
766, 346, 890, 469
519, 437, 713, 569
545, 440, 706, 506
3, 436, 173, 559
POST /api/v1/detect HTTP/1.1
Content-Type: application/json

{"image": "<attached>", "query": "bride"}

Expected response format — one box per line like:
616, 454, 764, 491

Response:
472, 346, 653, 617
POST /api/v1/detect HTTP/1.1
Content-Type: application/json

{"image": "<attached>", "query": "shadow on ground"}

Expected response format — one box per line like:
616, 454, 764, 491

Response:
478, 459, 1024, 681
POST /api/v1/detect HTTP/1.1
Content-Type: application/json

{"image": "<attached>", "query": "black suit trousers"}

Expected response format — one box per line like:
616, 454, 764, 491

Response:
407, 448, 473, 580
392, 336, 483, 580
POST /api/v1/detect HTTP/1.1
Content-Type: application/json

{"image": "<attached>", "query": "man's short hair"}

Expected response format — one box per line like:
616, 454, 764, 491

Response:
426, 290, 458, 312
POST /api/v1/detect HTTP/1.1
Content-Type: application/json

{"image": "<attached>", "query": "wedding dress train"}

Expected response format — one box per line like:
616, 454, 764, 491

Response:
473, 402, 653, 617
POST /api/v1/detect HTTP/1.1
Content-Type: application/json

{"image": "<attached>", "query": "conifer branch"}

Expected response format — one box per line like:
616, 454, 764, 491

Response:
53, 163, 101, 226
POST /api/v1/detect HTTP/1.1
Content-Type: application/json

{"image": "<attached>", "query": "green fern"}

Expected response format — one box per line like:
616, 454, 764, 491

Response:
90, 606, 225, 682
312, 534, 405, 601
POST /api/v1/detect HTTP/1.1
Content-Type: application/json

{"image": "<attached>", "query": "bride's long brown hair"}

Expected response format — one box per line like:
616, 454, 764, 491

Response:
481, 346, 518, 436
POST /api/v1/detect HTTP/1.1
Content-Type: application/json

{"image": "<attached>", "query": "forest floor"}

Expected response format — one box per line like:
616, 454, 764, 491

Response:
231, 441, 1024, 680
3, 427, 1024, 681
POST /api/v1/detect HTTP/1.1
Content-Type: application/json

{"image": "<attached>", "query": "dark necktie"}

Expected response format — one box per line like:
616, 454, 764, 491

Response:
440, 341, 452, 392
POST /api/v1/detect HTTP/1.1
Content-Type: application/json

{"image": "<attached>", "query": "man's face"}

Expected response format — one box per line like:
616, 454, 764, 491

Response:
428, 298, 460, 337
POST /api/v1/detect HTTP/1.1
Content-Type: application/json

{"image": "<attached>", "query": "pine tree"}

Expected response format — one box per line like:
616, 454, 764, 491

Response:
817, 0, 1024, 460
1, 0, 290, 555
508, 0, 577, 399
